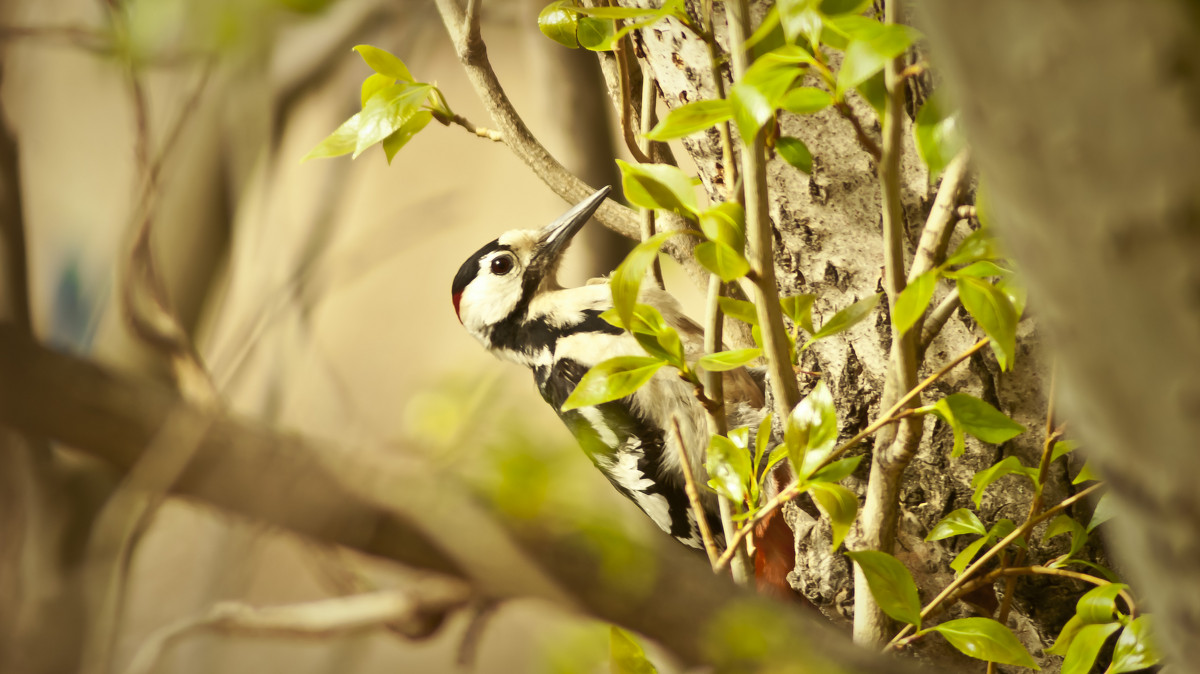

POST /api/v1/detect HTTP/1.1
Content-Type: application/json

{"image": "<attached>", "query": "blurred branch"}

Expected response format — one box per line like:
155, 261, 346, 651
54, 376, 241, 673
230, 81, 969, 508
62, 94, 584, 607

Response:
0, 24, 110, 52
0, 323, 927, 674
122, 585, 472, 674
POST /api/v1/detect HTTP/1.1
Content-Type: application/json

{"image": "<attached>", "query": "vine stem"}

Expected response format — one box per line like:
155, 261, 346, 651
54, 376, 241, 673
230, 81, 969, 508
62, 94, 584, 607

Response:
714, 338, 988, 571
886, 483, 1106, 648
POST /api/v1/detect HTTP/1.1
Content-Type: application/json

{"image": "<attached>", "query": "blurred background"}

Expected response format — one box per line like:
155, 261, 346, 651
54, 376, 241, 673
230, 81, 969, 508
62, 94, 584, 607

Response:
0, 0, 695, 671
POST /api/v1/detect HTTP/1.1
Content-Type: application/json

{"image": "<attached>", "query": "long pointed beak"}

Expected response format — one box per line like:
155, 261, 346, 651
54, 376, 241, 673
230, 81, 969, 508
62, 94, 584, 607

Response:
530, 185, 611, 274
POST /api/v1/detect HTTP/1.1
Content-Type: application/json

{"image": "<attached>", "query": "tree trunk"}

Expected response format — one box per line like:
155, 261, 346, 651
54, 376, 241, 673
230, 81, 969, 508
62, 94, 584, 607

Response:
920, 1, 1200, 666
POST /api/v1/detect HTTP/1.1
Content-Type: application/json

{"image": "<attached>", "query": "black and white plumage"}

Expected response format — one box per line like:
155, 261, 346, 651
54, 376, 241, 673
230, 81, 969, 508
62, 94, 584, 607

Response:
451, 187, 766, 550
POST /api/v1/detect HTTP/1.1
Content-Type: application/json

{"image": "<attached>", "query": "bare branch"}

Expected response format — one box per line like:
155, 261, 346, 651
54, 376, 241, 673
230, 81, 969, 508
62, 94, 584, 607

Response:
908, 150, 970, 282
432, 0, 643, 241
919, 287, 960, 352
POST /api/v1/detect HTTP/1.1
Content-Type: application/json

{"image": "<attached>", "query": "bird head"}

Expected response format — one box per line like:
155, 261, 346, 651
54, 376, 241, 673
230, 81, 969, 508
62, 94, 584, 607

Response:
451, 186, 611, 346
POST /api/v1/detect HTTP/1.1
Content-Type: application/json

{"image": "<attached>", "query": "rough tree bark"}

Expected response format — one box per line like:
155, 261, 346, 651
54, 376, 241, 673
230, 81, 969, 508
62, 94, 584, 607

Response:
920, 1, 1200, 667
619, 0, 1065, 664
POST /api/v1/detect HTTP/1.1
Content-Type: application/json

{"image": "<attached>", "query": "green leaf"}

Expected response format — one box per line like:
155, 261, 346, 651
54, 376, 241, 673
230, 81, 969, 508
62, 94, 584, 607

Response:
856, 70, 887, 117
707, 434, 752, 503
1043, 513, 1088, 561
1051, 439, 1080, 462
950, 537, 989, 576
561, 356, 665, 412
930, 398, 967, 458
780, 86, 833, 115
819, 0, 872, 16
942, 393, 1025, 445
893, 270, 938, 336
810, 483, 857, 551
970, 456, 1038, 507
957, 276, 1018, 370
823, 15, 886, 41
610, 231, 678, 329
610, 626, 659, 674
777, 0, 822, 46
785, 380, 838, 477
932, 617, 1039, 669
809, 455, 861, 483
780, 294, 816, 334
950, 260, 1011, 279
944, 229, 1000, 267
719, 297, 759, 326
729, 47, 810, 141
695, 240, 751, 282
646, 99, 733, 141
926, 508, 986, 541
698, 348, 762, 372
914, 89, 964, 178
837, 24, 918, 94
1075, 583, 1128, 625
354, 83, 433, 158
844, 550, 922, 628
1047, 615, 1084, 657
361, 72, 394, 107
752, 413, 774, 480
538, 1, 580, 49
382, 109, 432, 163
1108, 615, 1160, 673
699, 202, 745, 248
617, 159, 700, 218
1060, 623, 1120, 674
805, 293, 881, 346
776, 136, 813, 173
353, 45, 414, 82
572, 5, 662, 19
1088, 493, 1115, 532
1072, 460, 1100, 485
304, 112, 362, 160
578, 17, 615, 51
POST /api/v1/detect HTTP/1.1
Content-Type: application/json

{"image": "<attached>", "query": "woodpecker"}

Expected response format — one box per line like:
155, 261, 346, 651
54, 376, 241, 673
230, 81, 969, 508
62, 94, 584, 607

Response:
452, 187, 796, 595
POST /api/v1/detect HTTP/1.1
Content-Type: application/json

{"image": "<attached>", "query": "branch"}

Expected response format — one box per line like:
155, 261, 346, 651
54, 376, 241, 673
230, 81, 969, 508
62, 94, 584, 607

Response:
908, 149, 970, 281
122, 585, 472, 674
0, 325, 926, 674
726, 0, 801, 421
834, 102, 883, 163
671, 418, 720, 566
919, 287, 960, 352
853, 0, 922, 645
432, 0, 644, 241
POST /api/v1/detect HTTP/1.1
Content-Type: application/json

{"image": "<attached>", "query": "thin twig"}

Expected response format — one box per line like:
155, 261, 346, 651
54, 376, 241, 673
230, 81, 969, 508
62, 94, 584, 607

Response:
614, 30, 653, 164
834, 102, 882, 163
671, 418, 721, 566
640, 73, 664, 287
919, 287, 960, 351
445, 112, 504, 142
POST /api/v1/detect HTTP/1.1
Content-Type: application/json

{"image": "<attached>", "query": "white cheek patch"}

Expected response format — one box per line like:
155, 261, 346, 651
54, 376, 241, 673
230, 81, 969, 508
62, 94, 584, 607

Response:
459, 266, 524, 337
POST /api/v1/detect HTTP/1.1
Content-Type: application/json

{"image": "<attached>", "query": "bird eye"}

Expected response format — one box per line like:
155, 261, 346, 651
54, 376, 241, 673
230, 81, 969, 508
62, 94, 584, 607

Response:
490, 255, 514, 276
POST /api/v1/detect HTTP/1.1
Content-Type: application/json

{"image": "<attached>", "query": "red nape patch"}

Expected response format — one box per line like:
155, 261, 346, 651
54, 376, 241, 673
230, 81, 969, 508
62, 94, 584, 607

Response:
452, 292, 463, 323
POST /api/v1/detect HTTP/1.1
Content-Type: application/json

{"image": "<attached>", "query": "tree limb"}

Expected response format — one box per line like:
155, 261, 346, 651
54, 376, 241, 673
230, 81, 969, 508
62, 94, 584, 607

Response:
0, 324, 929, 674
